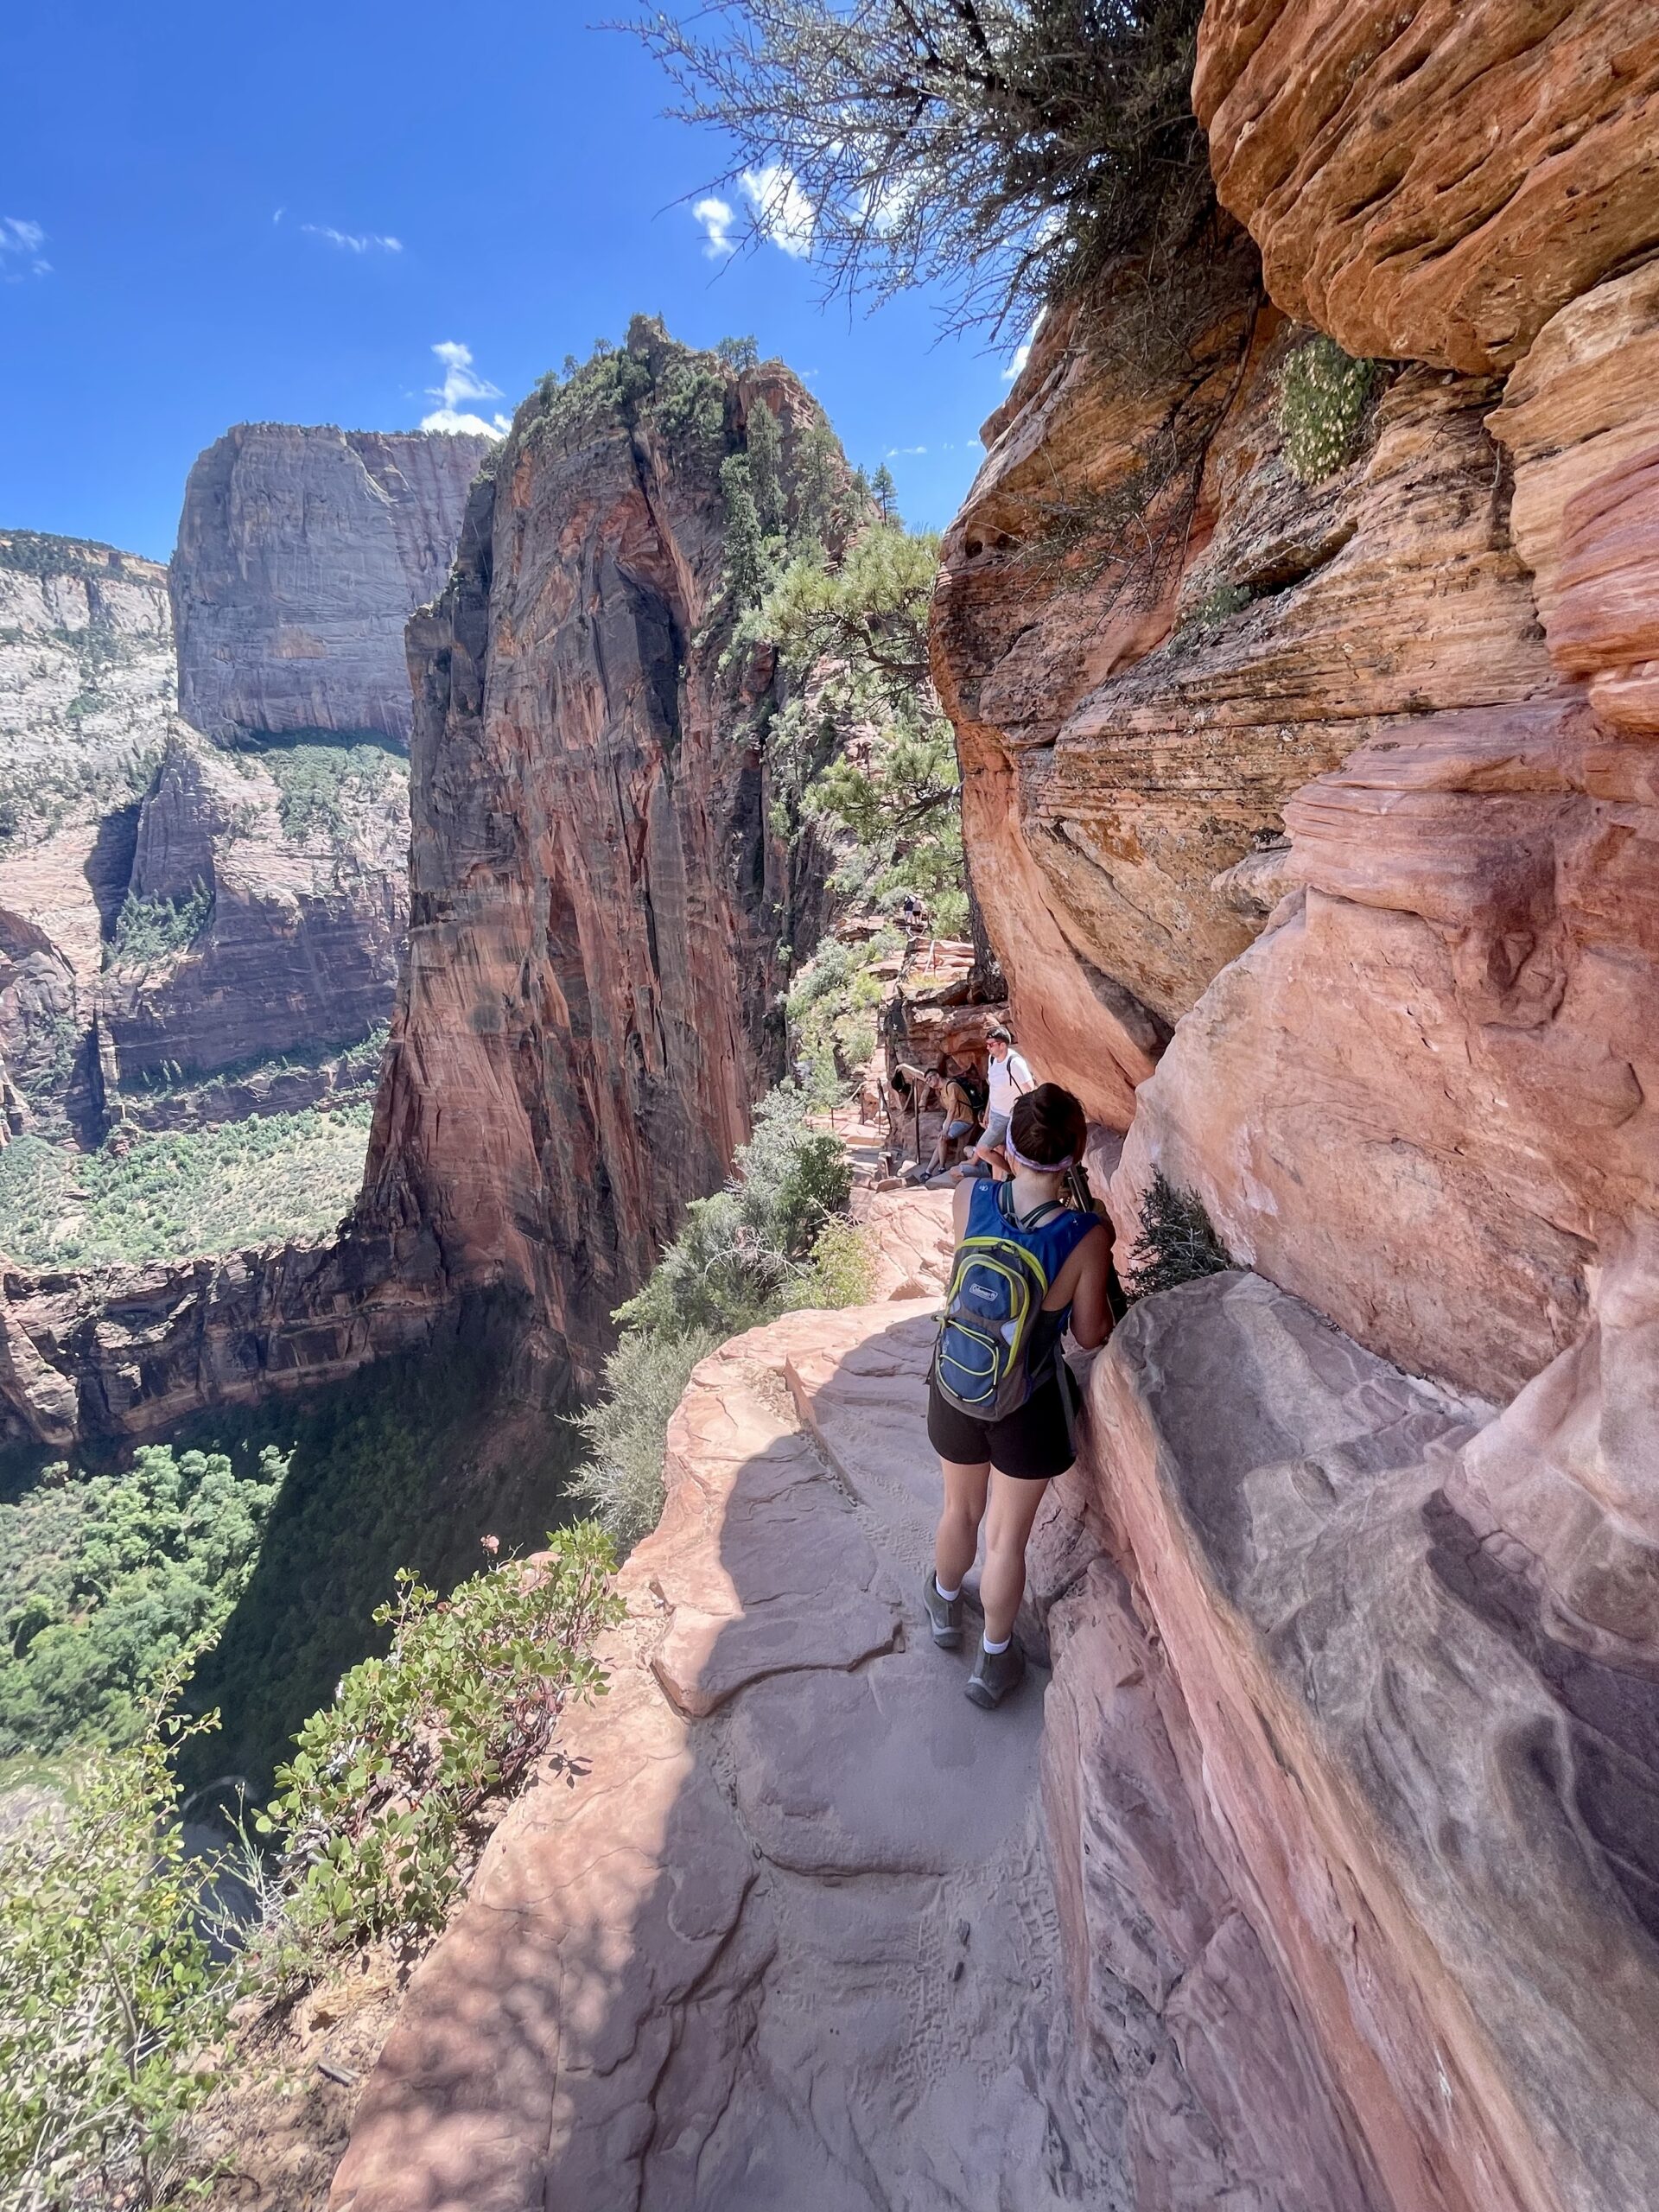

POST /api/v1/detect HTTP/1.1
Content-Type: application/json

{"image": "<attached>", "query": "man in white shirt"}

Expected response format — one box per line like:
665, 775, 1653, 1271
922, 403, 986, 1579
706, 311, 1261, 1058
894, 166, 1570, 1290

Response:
962, 1023, 1033, 1179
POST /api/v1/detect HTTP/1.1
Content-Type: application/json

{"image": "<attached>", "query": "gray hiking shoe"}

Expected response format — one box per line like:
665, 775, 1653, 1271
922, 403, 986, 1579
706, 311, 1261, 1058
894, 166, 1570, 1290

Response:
966, 1637, 1026, 1710
922, 1572, 963, 1649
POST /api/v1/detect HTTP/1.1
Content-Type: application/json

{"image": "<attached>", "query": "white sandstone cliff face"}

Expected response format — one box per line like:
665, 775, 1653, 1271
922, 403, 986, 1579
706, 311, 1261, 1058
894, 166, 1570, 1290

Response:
171, 424, 492, 744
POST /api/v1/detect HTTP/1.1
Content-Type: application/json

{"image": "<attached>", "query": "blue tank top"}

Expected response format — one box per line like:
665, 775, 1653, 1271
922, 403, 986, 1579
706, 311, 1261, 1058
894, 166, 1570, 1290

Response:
964, 1179, 1096, 1387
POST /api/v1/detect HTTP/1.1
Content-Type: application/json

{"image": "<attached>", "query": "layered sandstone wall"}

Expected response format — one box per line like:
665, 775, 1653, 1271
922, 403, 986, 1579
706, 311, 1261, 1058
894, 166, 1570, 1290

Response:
923, 5, 1659, 2205
362, 323, 857, 1399
171, 424, 490, 745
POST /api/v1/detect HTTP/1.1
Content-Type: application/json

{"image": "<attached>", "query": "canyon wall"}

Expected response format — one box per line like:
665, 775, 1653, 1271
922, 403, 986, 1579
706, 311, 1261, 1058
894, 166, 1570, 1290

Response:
171, 424, 490, 745
362, 321, 856, 1401
926, 2, 1659, 2205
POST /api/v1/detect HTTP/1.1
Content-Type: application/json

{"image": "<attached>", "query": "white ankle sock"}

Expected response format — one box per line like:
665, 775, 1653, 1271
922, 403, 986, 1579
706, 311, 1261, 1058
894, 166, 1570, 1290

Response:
934, 1576, 962, 1603
982, 1633, 1011, 1656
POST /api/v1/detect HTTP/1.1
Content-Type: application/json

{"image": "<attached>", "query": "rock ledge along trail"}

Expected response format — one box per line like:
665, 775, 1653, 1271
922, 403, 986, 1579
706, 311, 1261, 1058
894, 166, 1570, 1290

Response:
330, 1245, 1127, 2209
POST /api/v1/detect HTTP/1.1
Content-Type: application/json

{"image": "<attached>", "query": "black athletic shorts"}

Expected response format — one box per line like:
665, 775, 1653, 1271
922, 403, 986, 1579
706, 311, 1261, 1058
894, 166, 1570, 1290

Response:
925, 1371, 1075, 1481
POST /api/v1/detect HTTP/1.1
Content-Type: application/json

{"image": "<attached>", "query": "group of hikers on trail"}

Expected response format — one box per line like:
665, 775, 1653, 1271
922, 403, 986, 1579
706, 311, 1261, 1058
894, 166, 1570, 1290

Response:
917, 1034, 1116, 1713
899, 1024, 1036, 1185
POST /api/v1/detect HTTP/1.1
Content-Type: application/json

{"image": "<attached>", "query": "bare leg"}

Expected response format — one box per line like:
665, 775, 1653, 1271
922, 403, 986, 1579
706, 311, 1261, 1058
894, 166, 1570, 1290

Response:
980, 1469, 1052, 1645
934, 1456, 989, 1595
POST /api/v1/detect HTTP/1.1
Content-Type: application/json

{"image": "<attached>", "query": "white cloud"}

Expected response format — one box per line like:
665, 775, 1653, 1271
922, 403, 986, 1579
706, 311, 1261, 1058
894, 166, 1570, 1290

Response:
272, 207, 285, 226
1001, 310, 1046, 382
885, 445, 927, 458
741, 164, 815, 258
301, 224, 403, 253
0, 218, 50, 278
420, 340, 511, 438
694, 195, 735, 258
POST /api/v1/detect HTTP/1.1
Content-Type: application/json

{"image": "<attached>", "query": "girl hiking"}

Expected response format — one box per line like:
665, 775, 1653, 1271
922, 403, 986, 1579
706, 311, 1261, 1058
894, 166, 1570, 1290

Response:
922, 1083, 1115, 1707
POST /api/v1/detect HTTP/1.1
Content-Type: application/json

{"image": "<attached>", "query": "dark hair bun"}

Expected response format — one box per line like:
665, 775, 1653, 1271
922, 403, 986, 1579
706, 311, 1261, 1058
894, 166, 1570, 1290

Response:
1009, 1083, 1086, 1167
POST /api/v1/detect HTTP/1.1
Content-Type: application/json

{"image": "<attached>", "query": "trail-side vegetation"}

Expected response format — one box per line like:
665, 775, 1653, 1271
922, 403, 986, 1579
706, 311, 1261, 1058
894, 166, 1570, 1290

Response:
758, 523, 967, 937
573, 1088, 873, 1549
0, 1104, 371, 1268
0, 1523, 620, 2212
1123, 1169, 1235, 1297
1278, 334, 1380, 483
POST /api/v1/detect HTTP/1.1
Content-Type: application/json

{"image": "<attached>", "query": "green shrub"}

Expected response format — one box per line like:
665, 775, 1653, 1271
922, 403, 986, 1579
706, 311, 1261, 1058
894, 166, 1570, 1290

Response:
786, 933, 898, 1101
108, 880, 213, 967
1279, 336, 1378, 484
569, 1329, 722, 1553
0, 1522, 623, 2205
573, 1088, 861, 1550
795, 1215, 876, 1309
257, 1524, 620, 1947
0, 1104, 372, 1268
260, 740, 401, 848
0, 1698, 226, 2212
0, 1445, 289, 1758
1124, 1171, 1235, 1298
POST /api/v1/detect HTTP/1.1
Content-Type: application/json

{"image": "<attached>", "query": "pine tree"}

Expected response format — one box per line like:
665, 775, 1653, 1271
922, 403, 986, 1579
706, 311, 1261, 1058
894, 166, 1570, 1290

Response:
747, 400, 787, 537
721, 453, 765, 607
871, 463, 899, 524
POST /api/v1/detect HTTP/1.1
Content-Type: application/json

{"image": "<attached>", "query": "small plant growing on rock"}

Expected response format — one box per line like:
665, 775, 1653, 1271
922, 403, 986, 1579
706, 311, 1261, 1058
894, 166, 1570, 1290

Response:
1180, 578, 1252, 632
1278, 335, 1377, 483
1124, 1171, 1235, 1298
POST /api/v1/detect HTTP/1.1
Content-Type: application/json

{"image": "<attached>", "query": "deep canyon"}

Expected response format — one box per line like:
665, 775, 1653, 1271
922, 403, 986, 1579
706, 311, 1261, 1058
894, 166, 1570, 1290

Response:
4, 2, 1659, 2207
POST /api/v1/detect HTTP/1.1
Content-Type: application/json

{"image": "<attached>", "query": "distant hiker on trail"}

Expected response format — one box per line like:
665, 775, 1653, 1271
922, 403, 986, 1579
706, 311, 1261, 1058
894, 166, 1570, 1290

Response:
923, 1084, 1115, 1709
959, 1023, 1033, 1181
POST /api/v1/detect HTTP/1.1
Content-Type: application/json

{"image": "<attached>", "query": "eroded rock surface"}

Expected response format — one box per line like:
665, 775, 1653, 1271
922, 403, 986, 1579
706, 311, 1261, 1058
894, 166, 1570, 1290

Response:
1082, 1270, 1659, 2212
363, 325, 853, 1397
931, 285, 1553, 1126
1195, 0, 1659, 372
172, 425, 490, 744
334, 1288, 1375, 2212
101, 728, 405, 1103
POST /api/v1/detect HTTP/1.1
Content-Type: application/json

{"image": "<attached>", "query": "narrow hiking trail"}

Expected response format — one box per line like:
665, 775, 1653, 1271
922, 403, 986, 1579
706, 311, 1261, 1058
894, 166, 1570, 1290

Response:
331, 1193, 1127, 2211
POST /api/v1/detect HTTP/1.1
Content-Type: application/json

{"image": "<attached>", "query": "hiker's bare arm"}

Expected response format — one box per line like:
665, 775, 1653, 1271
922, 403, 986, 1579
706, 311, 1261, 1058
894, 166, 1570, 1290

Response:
951, 1179, 974, 1242
1047, 1222, 1114, 1348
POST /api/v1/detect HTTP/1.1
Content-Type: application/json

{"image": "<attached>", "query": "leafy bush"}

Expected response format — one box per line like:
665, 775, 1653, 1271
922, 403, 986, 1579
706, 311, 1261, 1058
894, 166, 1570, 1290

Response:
109, 880, 213, 967
786, 933, 898, 1100
0, 1523, 623, 2207
0, 1104, 372, 1268
760, 525, 967, 934
573, 1088, 861, 1549
1124, 1171, 1235, 1298
1279, 336, 1378, 484
0, 1699, 226, 2212
257, 1524, 620, 1947
0, 1445, 289, 1758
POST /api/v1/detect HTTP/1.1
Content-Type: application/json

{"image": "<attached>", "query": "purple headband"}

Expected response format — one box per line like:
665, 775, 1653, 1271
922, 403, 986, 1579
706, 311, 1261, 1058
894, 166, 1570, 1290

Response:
1003, 1135, 1077, 1175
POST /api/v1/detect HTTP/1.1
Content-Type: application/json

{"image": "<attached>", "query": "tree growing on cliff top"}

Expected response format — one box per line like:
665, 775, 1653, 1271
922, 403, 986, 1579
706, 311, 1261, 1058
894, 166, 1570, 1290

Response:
624, 0, 1211, 334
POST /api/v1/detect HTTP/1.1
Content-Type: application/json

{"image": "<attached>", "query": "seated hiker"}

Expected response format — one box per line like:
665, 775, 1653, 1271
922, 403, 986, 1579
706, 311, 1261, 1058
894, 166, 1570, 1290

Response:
920, 1065, 978, 1176
922, 1084, 1115, 1709
958, 1023, 1033, 1181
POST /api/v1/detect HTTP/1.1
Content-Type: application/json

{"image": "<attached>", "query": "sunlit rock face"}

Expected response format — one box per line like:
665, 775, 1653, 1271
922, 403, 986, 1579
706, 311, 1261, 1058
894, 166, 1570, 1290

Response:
931, 258, 1554, 1132
171, 423, 491, 744
362, 325, 849, 1399
1195, 0, 1659, 374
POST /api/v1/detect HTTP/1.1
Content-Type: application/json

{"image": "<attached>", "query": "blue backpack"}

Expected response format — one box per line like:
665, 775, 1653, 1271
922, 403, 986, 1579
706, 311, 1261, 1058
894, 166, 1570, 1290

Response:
932, 1180, 1096, 1421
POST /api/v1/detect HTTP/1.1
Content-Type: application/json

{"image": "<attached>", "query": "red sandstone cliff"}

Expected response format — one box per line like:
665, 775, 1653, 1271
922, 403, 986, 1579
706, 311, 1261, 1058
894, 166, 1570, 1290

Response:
361, 321, 857, 1399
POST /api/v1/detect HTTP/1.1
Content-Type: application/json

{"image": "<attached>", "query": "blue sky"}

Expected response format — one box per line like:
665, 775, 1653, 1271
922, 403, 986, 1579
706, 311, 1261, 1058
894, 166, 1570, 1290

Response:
0, 1, 1021, 563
